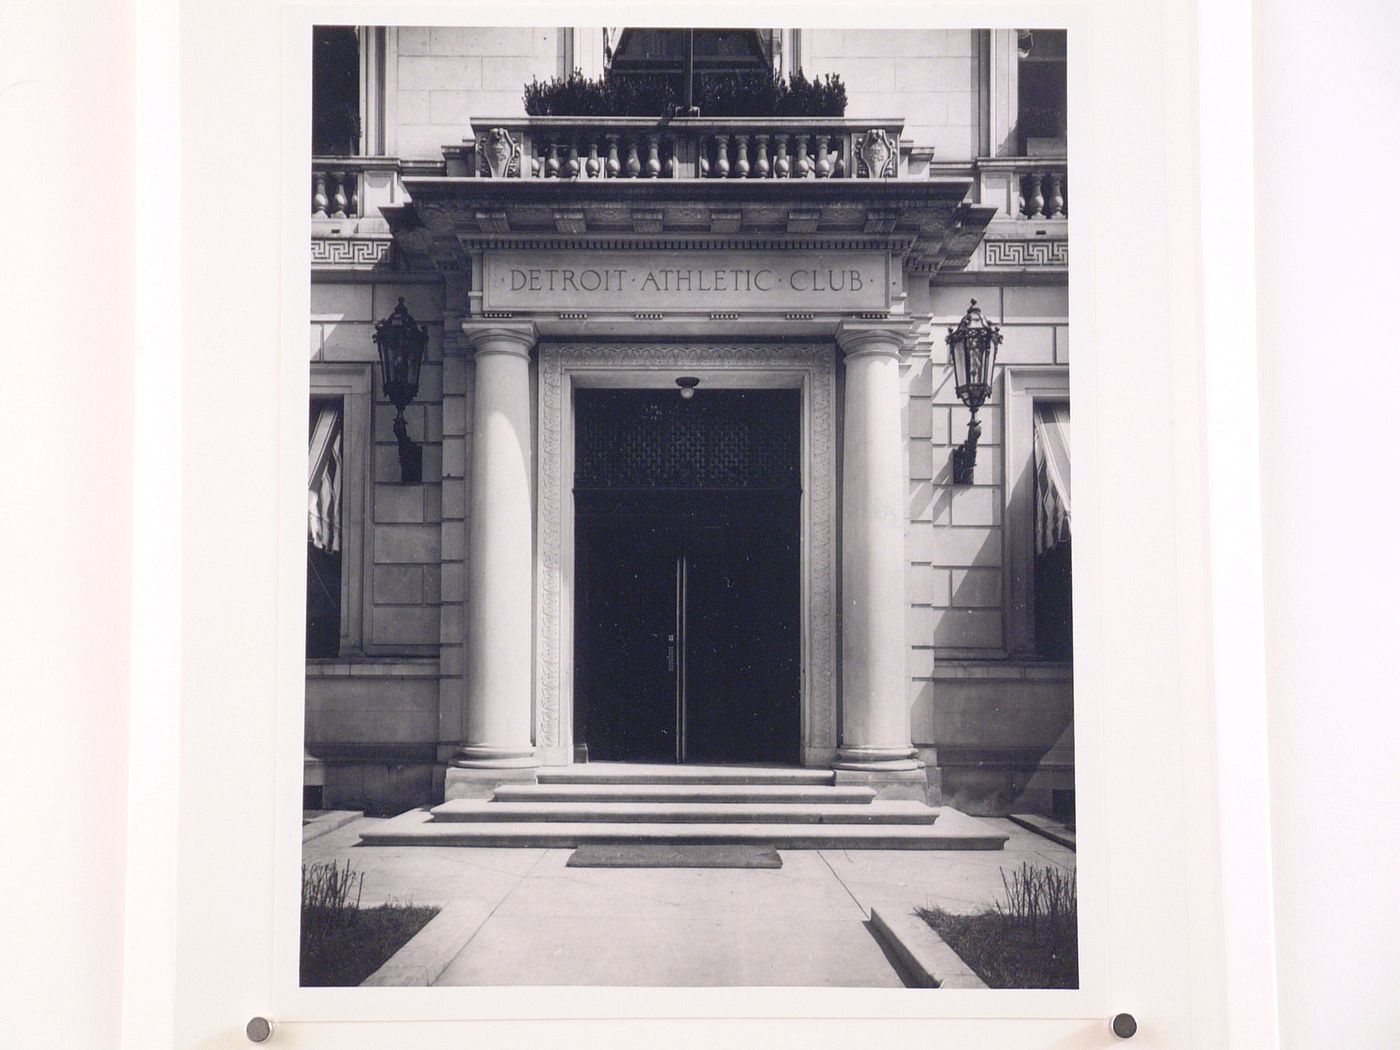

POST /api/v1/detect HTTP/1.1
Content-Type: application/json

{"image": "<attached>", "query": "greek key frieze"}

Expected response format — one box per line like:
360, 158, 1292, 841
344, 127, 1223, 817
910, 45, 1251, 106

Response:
983, 239, 1069, 268
310, 238, 392, 268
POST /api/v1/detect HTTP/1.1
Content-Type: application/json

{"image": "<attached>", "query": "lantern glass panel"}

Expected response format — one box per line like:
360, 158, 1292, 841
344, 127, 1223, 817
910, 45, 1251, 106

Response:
968, 344, 985, 391
950, 338, 969, 393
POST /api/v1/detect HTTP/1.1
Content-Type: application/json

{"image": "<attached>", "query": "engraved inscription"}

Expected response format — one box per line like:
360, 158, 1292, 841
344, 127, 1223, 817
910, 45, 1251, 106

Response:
486, 251, 889, 313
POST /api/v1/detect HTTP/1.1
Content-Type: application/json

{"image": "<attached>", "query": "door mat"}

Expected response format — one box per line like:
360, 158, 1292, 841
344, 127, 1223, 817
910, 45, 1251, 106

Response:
566, 844, 783, 869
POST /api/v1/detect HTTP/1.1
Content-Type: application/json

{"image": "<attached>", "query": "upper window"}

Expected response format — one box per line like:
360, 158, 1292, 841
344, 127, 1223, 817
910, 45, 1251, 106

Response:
307, 397, 344, 658
1003, 368, 1071, 659
1031, 401, 1072, 659
607, 28, 775, 73
981, 29, 1068, 159
312, 26, 361, 156
1016, 29, 1067, 155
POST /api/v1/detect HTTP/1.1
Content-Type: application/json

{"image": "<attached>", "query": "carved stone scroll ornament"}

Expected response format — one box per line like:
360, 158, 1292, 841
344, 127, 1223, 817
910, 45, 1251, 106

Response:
482, 127, 518, 179
857, 129, 897, 179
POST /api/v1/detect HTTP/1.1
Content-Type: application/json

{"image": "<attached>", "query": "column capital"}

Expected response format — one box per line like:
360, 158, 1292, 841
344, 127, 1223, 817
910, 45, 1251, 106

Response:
834, 317, 918, 359
461, 320, 538, 357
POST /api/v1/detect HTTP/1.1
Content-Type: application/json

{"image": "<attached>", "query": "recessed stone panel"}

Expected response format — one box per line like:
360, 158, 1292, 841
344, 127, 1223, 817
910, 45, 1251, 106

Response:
484, 251, 892, 314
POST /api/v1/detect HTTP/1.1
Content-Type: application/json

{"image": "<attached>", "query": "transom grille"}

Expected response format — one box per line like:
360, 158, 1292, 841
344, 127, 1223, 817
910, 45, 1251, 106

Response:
575, 389, 800, 490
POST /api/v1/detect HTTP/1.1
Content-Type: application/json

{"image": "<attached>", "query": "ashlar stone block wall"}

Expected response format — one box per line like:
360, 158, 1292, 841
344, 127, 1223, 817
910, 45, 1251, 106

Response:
904, 280, 1072, 813
308, 276, 452, 810
394, 26, 564, 160
801, 29, 978, 161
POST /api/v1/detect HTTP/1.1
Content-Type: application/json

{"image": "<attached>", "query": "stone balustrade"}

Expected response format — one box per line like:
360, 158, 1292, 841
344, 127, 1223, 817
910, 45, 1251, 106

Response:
311, 157, 404, 219
949, 157, 1067, 220
1015, 164, 1068, 219
465, 118, 909, 181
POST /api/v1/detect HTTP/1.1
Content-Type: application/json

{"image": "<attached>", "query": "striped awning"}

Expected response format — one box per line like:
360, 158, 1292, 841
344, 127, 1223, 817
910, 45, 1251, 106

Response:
308, 403, 343, 553
1033, 402, 1071, 555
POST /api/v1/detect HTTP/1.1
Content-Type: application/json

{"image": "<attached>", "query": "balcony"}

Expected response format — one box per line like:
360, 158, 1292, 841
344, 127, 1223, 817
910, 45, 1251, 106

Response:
927, 157, 1068, 221
310, 156, 414, 269
452, 117, 923, 181
976, 158, 1068, 220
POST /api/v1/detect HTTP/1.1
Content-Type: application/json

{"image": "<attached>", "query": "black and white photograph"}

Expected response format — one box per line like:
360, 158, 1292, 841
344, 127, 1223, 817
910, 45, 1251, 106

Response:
16, 0, 1400, 1046
301, 24, 1077, 991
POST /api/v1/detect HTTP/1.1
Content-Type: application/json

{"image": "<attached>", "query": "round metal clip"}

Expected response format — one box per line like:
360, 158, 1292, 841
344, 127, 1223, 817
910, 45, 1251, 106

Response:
246, 1016, 273, 1043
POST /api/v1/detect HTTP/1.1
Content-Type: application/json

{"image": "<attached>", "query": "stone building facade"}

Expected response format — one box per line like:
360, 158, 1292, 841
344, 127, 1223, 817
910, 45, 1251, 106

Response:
305, 27, 1072, 817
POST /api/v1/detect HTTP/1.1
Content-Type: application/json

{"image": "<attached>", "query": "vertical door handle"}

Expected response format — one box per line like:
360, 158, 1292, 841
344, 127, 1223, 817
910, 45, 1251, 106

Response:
667, 633, 676, 673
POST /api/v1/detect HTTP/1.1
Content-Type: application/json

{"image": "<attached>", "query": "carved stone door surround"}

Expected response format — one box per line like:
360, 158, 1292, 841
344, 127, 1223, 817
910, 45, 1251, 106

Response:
534, 342, 838, 767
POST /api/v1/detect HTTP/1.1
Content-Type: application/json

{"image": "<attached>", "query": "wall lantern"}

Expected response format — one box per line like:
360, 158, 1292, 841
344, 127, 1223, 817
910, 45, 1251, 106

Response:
373, 296, 428, 484
676, 376, 700, 400
945, 298, 1003, 485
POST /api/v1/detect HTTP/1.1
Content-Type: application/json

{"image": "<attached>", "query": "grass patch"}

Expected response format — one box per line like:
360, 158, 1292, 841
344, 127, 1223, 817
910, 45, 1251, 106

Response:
918, 862, 1078, 989
300, 860, 439, 987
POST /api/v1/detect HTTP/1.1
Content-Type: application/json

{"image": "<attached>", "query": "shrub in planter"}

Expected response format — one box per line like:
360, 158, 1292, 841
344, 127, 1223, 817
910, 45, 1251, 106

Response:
692, 71, 779, 116
775, 71, 847, 118
522, 68, 846, 118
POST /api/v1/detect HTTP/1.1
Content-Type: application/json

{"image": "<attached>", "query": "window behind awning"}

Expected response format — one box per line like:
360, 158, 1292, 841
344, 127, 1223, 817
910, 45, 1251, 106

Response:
1034, 402, 1071, 555
308, 401, 342, 553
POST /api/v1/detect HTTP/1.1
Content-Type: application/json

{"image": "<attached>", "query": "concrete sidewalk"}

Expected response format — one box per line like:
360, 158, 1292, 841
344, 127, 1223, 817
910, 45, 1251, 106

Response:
302, 814, 1074, 987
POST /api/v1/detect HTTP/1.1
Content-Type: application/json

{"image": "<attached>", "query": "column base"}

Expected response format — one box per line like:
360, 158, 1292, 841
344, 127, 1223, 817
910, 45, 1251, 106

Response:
444, 766, 539, 802
833, 766, 930, 804
833, 745, 923, 772
451, 744, 539, 769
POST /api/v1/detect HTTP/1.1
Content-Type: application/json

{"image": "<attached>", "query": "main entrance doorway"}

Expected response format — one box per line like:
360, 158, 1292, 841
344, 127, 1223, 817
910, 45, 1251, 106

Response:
573, 388, 801, 765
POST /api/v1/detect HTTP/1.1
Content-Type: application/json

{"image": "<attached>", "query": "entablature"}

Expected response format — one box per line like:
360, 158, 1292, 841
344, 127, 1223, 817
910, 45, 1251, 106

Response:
386, 177, 996, 280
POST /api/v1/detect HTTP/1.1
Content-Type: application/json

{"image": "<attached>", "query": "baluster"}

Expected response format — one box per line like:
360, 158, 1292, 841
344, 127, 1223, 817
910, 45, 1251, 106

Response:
698, 142, 710, 178
1045, 171, 1065, 218
1024, 172, 1046, 218
546, 143, 560, 179
774, 134, 790, 178
625, 136, 641, 177
312, 171, 328, 217
831, 138, 846, 178
754, 135, 771, 178
645, 134, 661, 178
715, 134, 731, 178
605, 135, 621, 178
565, 141, 580, 179
663, 137, 676, 178
734, 134, 750, 178
795, 135, 812, 178
530, 155, 540, 177
585, 138, 601, 179
814, 137, 831, 178
347, 172, 360, 215
330, 171, 349, 218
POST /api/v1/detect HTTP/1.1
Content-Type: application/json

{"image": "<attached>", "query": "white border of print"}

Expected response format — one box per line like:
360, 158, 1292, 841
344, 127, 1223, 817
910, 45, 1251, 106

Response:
278, 3, 1102, 1023
158, 0, 1237, 1045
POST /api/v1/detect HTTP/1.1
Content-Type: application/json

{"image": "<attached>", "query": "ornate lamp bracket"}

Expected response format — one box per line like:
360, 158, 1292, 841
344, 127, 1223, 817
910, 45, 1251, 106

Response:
391, 411, 423, 485
951, 410, 982, 485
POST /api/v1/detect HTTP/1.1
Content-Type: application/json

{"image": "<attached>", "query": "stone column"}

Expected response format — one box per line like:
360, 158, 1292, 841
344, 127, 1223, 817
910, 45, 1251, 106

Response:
448, 322, 538, 795
834, 319, 926, 798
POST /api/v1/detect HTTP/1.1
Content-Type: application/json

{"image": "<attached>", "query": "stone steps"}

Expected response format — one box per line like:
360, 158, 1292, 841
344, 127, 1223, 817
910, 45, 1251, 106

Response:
358, 808, 1009, 850
492, 783, 876, 804
357, 764, 1009, 851
536, 764, 835, 787
430, 799, 936, 824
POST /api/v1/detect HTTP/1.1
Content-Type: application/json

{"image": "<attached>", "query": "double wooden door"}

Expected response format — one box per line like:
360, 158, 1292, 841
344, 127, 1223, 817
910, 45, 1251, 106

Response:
572, 389, 801, 765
